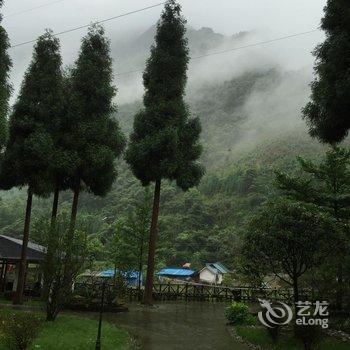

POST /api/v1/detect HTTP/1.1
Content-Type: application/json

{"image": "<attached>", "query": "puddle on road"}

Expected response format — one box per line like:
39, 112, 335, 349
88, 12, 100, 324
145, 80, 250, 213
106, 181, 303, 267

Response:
107, 302, 248, 350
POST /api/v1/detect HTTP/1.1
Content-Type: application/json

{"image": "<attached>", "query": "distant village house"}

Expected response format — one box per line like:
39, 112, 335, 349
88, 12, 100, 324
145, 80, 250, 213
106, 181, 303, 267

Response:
198, 262, 229, 285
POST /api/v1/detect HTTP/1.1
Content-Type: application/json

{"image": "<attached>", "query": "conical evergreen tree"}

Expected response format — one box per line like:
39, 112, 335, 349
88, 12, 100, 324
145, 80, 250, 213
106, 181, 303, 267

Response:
125, 0, 204, 305
0, 0, 12, 149
63, 24, 125, 284
303, 0, 350, 144
0, 31, 63, 305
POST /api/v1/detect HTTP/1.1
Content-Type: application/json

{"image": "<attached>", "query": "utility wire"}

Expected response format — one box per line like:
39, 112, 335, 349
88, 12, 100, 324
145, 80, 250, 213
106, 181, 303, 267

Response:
3, 0, 66, 19
116, 29, 320, 77
10, 2, 167, 49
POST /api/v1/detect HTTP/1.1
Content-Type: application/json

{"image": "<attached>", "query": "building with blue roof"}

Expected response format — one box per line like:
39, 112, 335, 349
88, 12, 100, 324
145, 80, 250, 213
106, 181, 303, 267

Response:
98, 269, 142, 287
157, 268, 195, 282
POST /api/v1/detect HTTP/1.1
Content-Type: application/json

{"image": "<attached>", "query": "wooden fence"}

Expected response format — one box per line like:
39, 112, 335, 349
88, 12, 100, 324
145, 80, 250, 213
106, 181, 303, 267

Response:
127, 282, 314, 303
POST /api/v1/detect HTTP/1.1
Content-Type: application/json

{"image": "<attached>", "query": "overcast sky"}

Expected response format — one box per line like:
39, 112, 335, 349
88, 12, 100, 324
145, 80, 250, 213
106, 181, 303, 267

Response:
2, 0, 327, 102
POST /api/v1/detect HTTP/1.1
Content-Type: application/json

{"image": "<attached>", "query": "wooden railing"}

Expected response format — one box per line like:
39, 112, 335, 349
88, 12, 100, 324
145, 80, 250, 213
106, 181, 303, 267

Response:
127, 282, 314, 303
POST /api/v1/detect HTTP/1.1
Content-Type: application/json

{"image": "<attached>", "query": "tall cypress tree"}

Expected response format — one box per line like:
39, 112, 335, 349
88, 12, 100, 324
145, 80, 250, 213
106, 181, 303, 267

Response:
48, 74, 67, 229
0, 0, 12, 149
63, 24, 125, 283
0, 31, 63, 305
303, 0, 350, 144
126, 0, 204, 305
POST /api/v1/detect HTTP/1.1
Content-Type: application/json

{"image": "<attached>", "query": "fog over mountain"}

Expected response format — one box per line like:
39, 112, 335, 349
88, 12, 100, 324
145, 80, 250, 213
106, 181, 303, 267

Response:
3, 0, 328, 168
5, 0, 325, 103
2, 1, 347, 274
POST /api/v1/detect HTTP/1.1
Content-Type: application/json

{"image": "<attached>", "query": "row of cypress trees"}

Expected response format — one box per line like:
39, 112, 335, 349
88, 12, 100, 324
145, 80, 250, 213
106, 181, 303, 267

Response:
0, 0, 204, 305
0, 24, 126, 304
0, 0, 349, 306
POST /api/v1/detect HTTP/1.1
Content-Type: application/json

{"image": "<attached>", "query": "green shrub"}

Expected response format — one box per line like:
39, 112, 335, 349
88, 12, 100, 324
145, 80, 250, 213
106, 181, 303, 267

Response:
225, 302, 255, 326
294, 323, 323, 350
0, 310, 43, 350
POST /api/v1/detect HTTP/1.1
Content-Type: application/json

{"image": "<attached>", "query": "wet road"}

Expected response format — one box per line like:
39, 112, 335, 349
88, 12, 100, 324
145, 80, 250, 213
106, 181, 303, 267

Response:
107, 302, 248, 350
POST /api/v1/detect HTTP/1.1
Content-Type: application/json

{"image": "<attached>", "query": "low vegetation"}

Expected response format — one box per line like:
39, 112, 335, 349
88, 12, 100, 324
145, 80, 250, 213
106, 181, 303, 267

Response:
235, 326, 350, 350
0, 310, 132, 350
225, 302, 255, 326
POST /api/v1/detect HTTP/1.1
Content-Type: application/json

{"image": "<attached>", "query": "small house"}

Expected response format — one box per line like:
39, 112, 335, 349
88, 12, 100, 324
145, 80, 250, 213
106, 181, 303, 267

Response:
157, 268, 195, 282
198, 262, 229, 285
0, 235, 45, 296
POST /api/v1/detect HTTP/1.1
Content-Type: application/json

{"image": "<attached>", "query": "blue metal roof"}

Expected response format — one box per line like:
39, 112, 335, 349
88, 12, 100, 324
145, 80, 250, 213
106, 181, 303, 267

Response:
157, 268, 195, 277
209, 262, 229, 274
99, 269, 140, 279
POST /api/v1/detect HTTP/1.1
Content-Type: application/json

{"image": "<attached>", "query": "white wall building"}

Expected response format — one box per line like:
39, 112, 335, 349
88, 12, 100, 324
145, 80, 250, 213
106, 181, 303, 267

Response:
198, 262, 229, 285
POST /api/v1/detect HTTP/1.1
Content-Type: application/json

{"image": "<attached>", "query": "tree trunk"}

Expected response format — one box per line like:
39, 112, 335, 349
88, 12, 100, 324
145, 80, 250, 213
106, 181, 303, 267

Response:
293, 276, 300, 305
63, 182, 80, 296
51, 182, 60, 228
143, 179, 161, 305
138, 232, 145, 301
65, 183, 80, 276
13, 188, 33, 305
69, 183, 80, 238
43, 184, 60, 304
336, 264, 343, 311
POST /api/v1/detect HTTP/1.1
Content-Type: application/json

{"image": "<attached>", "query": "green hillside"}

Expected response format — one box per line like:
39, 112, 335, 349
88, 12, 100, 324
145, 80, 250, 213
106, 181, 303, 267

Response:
0, 66, 337, 269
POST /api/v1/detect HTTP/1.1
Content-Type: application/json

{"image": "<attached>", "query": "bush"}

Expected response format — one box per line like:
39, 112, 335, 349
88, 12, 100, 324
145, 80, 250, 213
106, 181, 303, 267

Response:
225, 302, 255, 326
259, 308, 282, 342
294, 323, 323, 350
266, 325, 280, 343
0, 310, 43, 350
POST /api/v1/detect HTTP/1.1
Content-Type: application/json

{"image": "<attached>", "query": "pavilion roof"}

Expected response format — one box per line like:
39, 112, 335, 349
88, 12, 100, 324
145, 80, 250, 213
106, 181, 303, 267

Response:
0, 235, 46, 262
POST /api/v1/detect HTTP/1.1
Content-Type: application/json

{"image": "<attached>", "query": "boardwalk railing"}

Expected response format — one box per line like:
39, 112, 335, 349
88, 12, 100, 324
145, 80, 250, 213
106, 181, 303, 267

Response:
127, 282, 314, 303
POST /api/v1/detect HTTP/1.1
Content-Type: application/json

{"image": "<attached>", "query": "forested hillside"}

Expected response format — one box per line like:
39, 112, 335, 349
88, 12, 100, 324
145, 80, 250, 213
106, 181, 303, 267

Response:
0, 25, 340, 270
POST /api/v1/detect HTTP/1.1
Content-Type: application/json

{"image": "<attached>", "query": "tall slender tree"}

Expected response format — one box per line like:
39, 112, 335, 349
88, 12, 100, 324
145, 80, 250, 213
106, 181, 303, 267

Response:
0, 0, 12, 150
126, 0, 204, 305
126, 188, 152, 300
63, 24, 125, 286
47, 71, 70, 229
0, 31, 63, 305
303, 0, 350, 144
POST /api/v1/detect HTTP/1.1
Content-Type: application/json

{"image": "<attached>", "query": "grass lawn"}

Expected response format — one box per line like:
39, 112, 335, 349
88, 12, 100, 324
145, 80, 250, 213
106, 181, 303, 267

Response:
0, 298, 44, 307
235, 326, 350, 350
0, 313, 133, 350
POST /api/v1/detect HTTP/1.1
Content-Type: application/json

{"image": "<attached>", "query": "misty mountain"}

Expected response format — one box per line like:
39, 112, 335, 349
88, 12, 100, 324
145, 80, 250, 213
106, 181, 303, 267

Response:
0, 24, 334, 268
113, 25, 250, 72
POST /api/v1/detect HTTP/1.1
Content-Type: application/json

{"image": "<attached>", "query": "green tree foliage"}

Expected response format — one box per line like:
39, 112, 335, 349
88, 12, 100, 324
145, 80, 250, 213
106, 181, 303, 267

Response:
242, 200, 334, 303
276, 147, 350, 220
0, 31, 63, 194
126, 0, 204, 304
38, 214, 88, 321
107, 190, 151, 273
65, 23, 126, 226
276, 147, 350, 309
303, 0, 350, 144
107, 219, 134, 273
0, 0, 11, 150
0, 32, 64, 305
124, 189, 152, 296
62, 24, 126, 288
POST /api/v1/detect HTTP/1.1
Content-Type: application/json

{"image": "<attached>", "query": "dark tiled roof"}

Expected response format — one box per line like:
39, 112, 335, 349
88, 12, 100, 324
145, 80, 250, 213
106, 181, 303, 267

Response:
0, 235, 46, 261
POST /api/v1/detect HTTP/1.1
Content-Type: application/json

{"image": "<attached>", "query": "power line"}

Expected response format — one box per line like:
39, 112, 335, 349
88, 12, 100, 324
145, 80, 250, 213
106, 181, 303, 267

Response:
10, 2, 167, 49
116, 29, 320, 77
192, 29, 319, 60
3, 0, 66, 19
